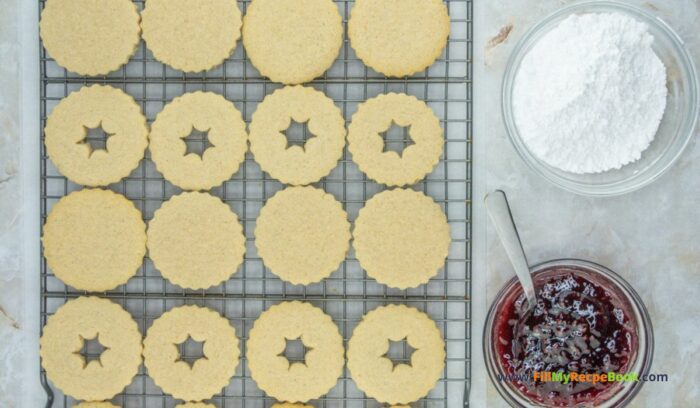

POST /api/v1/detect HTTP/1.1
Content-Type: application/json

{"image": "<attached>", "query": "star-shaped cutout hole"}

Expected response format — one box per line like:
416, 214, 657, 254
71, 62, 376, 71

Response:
278, 337, 311, 367
380, 121, 415, 156
184, 126, 213, 157
80, 123, 113, 156
382, 337, 417, 370
282, 119, 315, 151
75, 334, 108, 367
175, 335, 207, 368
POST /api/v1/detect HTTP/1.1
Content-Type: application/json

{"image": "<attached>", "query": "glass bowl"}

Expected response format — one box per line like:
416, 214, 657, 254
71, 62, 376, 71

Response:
483, 259, 654, 407
502, 1, 698, 196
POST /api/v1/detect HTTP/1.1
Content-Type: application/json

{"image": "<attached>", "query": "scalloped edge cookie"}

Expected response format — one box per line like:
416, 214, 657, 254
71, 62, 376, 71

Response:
143, 305, 240, 402
348, 0, 450, 77
141, 0, 242, 72
147, 192, 245, 289
45, 85, 148, 187
42, 189, 146, 292
348, 93, 443, 186
352, 189, 450, 289
247, 301, 344, 402
249, 86, 346, 185
149, 92, 248, 191
347, 304, 445, 404
40, 297, 143, 401
242, 0, 343, 84
255, 186, 350, 285
40, 0, 141, 76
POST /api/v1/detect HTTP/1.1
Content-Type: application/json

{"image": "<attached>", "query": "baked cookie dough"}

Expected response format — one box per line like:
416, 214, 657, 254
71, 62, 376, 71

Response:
143, 305, 240, 402
45, 85, 148, 187
42, 189, 146, 292
348, 0, 450, 77
175, 404, 215, 408
73, 403, 119, 408
40, 0, 140, 76
249, 86, 345, 185
348, 93, 443, 186
353, 189, 450, 289
247, 302, 344, 402
141, 0, 242, 72
255, 187, 350, 285
40, 297, 142, 401
148, 192, 245, 289
149, 92, 248, 191
347, 304, 445, 404
242, 0, 343, 84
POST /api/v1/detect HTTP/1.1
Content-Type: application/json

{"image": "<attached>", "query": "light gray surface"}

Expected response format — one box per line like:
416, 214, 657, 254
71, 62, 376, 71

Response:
0, 0, 43, 407
1, 0, 699, 407
0, 0, 24, 405
473, 0, 700, 407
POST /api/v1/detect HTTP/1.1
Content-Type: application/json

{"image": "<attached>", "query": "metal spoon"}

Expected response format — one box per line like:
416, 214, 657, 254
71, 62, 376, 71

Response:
484, 190, 537, 310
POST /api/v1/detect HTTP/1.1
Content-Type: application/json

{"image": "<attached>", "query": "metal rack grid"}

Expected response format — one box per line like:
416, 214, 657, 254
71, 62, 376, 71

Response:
38, 1, 473, 407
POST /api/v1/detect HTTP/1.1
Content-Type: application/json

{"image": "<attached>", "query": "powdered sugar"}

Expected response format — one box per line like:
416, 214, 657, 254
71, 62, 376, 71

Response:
512, 12, 667, 174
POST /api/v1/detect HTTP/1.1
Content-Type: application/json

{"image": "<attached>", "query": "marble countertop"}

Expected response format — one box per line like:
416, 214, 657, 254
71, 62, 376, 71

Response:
1, 0, 42, 406
472, 0, 700, 406
1, 0, 699, 407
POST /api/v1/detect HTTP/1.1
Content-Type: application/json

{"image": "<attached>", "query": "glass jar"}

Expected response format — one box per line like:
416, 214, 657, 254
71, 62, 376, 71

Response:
484, 259, 654, 407
502, 1, 698, 196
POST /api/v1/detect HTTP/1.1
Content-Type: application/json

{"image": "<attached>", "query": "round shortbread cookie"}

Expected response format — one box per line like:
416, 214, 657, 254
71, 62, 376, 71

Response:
42, 189, 146, 292
40, 0, 140, 76
149, 92, 248, 191
147, 192, 245, 289
73, 403, 119, 408
255, 187, 350, 285
347, 304, 445, 404
348, 0, 450, 77
141, 0, 242, 72
249, 86, 345, 185
242, 0, 343, 84
348, 93, 443, 186
175, 404, 215, 408
353, 189, 450, 289
143, 305, 240, 402
247, 302, 344, 402
40, 297, 142, 401
45, 85, 148, 187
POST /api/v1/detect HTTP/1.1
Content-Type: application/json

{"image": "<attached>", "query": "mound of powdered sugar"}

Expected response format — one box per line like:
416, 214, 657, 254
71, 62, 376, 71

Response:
512, 12, 667, 174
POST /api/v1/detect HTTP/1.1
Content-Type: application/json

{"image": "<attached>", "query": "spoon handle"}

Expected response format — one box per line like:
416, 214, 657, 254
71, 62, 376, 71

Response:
484, 190, 537, 309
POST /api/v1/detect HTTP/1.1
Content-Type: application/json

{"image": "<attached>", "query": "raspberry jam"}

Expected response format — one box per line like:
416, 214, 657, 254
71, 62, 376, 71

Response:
493, 266, 639, 406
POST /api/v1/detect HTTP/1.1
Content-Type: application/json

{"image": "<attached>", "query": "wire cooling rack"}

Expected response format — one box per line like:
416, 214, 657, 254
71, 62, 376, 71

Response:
39, 1, 473, 407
